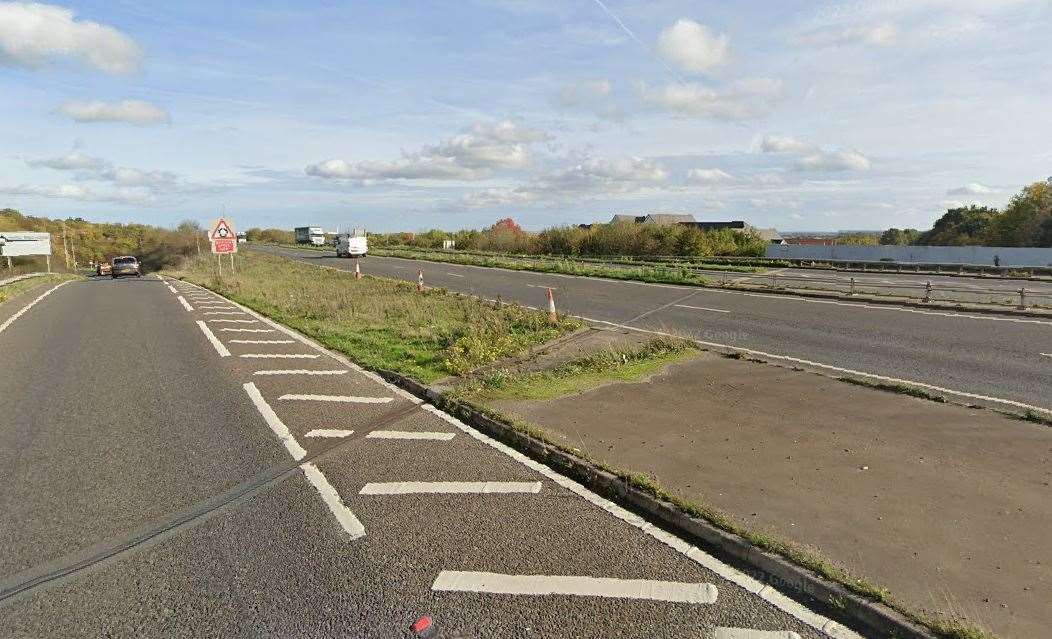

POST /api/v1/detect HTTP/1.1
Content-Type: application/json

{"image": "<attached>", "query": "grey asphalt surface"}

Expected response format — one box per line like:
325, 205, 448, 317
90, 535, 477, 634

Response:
256, 245, 1052, 413
0, 276, 842, 638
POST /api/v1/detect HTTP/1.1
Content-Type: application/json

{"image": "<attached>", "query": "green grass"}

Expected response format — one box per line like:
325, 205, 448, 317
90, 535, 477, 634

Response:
0, 273, 77, 304
167, 251, 580, 382
457, 337, 699, 401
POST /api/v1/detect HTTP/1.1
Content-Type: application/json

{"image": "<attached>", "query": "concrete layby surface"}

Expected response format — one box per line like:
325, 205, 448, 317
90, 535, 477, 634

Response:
491, 344, 1050, 639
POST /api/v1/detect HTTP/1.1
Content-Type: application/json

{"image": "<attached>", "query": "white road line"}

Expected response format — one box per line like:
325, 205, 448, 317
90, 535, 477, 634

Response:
0, 281, 71, 336
220, 328, 276, 333
242, 383, 365, 539
1041, 353, 1051, 358
243, 382, 306, 459
418, 405, 862, 639
230, 339, 296, 344
165, 283, 178, 294
177, 296, 194, 312
446, 272, 464, 277
673, 304, 730, 314
300, 462, 366, 539
255, 369, 348, 376
208, 318, 258, 323
367, 430, 456, 440
715, 629, 801, 639
360, 481, 541, 495
700, 286, 1052, 326
195, 320, 230, 357
203, 311, 246, 315
279, 393, 393, 404
525, 283, 557, 289
431, 571, 716, 604
239, 353, 320, 359
575, 314, 1052, 415
305, 429, 355, 438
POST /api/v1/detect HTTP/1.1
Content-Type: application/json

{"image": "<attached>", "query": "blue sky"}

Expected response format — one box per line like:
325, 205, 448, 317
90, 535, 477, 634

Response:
1, 0, 1050, 232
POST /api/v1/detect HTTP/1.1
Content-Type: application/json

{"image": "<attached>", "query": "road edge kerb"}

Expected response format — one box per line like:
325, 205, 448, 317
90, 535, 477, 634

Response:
0, 272, 50, 287
383, 377, 939, 639
169, 273, 948, 639
316, 246, 1051, 320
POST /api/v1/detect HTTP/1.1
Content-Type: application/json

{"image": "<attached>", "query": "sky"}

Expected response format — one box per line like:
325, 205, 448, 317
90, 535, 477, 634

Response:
1, 0, 1050, 233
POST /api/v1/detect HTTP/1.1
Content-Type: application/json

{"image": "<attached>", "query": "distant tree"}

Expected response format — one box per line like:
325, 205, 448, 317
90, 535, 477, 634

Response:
915, 205, 998, 246
879, 228, 921, 245
489, 218, 524, 234
984, 180, 1052, 247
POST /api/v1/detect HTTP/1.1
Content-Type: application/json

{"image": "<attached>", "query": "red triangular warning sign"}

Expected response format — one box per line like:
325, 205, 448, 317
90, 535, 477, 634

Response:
210, 218, 234, 240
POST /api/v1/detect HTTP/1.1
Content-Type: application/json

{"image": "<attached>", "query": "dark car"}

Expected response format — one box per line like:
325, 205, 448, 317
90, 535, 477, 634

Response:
111, 256, 142, 278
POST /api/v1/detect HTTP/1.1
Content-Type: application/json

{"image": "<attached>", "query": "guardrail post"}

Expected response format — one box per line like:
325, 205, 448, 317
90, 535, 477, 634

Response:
849, 277, 856, 295
1018, 287, 1027, 310
923, 281, 932, 303
417, 269, 424, 292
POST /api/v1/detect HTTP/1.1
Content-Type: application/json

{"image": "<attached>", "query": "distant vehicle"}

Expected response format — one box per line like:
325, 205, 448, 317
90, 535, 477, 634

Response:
237, 232, 247, 244
111, 256, 142, 278
336, 229, 368, 258
95, 262, 112, 276
295, 226, 326, 246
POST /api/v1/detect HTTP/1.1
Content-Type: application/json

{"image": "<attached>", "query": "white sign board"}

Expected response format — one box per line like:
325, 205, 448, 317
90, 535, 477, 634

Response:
0, 232, 51, 257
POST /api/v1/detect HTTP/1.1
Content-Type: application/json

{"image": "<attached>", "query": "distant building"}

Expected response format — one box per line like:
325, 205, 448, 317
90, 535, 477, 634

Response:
610, 214, 646, 224
751, 227, 786, 245
641, 213, 697, 225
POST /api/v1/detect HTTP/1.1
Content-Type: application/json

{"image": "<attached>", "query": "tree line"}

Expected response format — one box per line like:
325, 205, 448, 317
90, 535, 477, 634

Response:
1, 208, 205, 272
881, 179, 1052, 247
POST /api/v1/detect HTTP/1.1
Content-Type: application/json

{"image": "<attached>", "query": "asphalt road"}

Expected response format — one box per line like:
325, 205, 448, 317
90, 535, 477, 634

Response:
0, 276, 854, 638
257, 245, 1052, 414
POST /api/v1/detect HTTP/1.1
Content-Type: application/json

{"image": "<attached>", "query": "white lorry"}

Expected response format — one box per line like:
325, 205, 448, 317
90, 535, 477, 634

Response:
335, 228, 368, 258
295, 226, 326, 246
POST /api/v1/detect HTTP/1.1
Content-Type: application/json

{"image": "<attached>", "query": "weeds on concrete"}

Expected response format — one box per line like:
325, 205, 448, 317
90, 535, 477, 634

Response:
455, 337, 698, 401
170, 251, 579, 382
838, 377, 948, 403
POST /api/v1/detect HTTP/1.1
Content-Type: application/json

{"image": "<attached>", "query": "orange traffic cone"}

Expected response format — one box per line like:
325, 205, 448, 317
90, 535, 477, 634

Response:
547, 287, 557, 323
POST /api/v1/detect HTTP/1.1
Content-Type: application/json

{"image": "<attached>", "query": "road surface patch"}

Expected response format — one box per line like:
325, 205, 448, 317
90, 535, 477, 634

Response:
230, 339, 296, 344
360, 481, 542, 495
0, 281, 72, 336
239, 353, 320, 359
305, 429, 355, 438
254, 369, 348, 375
431, 571, 717, 604
367, 430, 456, 440
195, 320, 231, 357
674, 304, 730, 314
279, 393, 393, 404
176, 296, 194, 311
242, 382, 365, 539
715, 629, 801, 639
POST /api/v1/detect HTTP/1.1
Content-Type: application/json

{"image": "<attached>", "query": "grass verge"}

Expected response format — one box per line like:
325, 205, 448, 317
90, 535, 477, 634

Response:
166, 251, 580, 382
455, 337, 699, 401
0, 273, 77, 304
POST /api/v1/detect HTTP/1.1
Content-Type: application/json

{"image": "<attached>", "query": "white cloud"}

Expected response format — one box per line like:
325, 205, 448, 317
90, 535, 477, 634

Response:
306, 120, 550, 182
558, 79, 613, 106
686, 168, 734, 184
24, 151, 182, 191
656, 19, 729, 74
0, 2, 142, 74
760, 135, 814, 154
792, 23, 897, 48
459, 156, 668, 207
26, 151, 108, 171
637, 78, 783, 120
794, 150, 871, 172
0, 183, 149, 204
58, 100, 169, 125
947, 182, 996, 195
